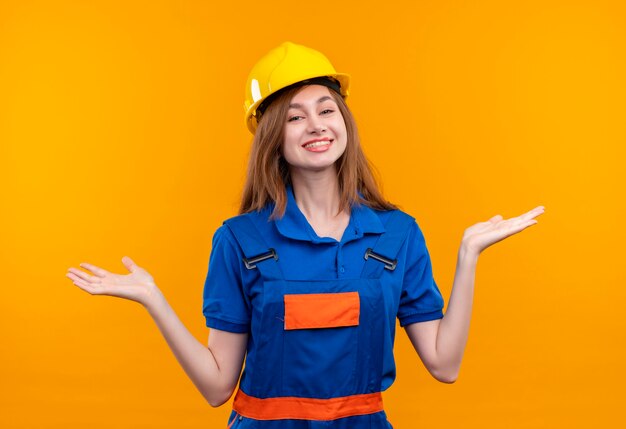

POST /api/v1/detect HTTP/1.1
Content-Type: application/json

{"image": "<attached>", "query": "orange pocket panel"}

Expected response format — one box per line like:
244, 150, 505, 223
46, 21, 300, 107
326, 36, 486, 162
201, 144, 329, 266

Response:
284, 292, 360, 330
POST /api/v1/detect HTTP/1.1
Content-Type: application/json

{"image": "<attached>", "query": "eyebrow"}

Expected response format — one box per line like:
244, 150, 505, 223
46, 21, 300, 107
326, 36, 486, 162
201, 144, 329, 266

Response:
289, 96, 334, 109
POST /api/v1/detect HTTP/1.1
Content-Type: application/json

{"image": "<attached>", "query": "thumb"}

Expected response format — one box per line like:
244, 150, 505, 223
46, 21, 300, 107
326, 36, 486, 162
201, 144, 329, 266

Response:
488, 215, 503, 223
122, 256, 138, 273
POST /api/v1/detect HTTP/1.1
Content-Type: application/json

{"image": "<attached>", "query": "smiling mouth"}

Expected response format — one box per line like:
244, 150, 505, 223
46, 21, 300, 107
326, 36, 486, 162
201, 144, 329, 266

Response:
302, 139, 333, 149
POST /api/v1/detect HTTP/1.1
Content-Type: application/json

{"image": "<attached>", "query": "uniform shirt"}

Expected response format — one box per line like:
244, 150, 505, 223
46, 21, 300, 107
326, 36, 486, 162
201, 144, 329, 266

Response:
202, 186, 444, 392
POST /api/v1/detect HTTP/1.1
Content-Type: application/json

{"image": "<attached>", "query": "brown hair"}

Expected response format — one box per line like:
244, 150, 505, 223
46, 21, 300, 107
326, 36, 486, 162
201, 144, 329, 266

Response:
239, 85, 396, 219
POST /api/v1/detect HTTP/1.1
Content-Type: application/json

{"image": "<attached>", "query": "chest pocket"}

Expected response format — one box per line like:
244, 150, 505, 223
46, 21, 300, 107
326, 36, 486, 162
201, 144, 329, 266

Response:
279, 286, 364, 397
284, 292, 360, 330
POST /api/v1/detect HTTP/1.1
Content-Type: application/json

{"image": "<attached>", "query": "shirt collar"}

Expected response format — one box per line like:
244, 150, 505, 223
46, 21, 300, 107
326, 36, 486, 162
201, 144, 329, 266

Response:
274, 185, 385, 243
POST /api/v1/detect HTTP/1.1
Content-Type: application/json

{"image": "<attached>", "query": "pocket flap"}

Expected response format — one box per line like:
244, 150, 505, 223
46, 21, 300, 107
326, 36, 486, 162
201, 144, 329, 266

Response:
284, 292, 360, 330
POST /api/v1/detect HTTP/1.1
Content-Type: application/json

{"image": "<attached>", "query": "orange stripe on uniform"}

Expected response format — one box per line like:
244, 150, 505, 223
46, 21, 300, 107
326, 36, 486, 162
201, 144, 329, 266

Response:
284, 292, 360, 330
232, 390, 383, 421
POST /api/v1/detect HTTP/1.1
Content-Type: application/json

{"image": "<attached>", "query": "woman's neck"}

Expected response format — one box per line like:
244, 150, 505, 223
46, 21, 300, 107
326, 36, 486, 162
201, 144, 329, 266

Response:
289, 168, 345, 221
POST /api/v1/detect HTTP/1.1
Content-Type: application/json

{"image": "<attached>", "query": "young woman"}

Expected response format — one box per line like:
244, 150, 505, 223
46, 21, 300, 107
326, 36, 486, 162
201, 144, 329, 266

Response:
66, 42, 544, 428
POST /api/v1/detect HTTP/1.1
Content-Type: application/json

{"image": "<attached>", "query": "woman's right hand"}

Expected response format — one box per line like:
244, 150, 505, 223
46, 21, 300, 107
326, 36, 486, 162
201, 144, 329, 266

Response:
66, 256, 160, 307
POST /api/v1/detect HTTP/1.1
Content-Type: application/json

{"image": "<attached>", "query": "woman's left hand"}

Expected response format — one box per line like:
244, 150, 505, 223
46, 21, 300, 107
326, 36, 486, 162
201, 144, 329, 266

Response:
461, 206, 545, 255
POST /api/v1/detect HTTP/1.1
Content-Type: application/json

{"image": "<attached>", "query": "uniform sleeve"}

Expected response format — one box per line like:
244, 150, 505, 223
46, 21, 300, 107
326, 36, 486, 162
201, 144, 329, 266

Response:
202, 225, 251, 333
397, 221, 445, 327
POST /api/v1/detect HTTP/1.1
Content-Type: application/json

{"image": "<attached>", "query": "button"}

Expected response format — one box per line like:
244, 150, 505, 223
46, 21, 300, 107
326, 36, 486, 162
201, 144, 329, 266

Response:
239, 415, 243, 421
340, 266, 345, 273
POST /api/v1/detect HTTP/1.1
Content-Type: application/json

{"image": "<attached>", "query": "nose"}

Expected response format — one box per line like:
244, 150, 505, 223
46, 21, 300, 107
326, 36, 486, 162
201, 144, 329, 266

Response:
307, 118, 327, 134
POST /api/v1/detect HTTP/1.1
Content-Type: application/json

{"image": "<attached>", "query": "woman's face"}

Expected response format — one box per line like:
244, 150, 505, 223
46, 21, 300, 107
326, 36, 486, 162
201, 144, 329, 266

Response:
282, 85, 348, 174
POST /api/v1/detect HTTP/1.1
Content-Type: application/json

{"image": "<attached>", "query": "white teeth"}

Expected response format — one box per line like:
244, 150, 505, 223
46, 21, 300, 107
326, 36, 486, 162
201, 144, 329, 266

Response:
304, 140, 331, 149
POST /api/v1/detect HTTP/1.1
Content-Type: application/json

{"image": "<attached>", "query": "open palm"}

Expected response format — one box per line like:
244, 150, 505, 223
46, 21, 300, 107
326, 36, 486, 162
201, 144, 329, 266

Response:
462, 205, 545, 254
66, 256, 157, 305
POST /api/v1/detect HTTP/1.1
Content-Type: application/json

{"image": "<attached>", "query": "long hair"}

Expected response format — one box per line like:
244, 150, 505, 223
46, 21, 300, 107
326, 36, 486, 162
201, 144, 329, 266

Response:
239, 85, 396, 219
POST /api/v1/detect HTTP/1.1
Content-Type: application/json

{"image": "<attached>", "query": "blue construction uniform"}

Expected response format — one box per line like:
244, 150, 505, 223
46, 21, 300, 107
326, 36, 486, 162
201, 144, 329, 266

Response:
203, 186, 444, 428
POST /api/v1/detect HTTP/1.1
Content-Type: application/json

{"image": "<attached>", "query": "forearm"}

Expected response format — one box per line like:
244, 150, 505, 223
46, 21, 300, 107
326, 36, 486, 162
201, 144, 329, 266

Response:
143, 287, 228, 406
435, 243, 479, 379
420, 205, 543, 381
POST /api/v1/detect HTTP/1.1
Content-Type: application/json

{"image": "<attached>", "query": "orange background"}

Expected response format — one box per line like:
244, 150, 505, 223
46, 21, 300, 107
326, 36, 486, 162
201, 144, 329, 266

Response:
1, 1, 625, 428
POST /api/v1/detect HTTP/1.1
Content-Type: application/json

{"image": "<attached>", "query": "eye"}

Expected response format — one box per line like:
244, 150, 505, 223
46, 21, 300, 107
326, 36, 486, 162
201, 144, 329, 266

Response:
320, 109, 334, 115
288, 115, 303, 122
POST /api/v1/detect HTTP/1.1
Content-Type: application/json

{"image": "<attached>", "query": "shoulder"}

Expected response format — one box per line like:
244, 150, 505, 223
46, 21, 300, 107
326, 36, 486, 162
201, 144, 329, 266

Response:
209, 223, 240, 256
373, 207, 428, 251
222, 207, 274, 235
211, 211, 267, 249
374, 207, 415, 223
216, 207, 281, 258
371, 207, 417, 234
222, 203, 274, 224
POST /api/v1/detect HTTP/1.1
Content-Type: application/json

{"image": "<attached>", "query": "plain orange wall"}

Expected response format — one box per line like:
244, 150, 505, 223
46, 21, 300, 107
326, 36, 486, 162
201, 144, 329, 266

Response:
1, 0, 625, 428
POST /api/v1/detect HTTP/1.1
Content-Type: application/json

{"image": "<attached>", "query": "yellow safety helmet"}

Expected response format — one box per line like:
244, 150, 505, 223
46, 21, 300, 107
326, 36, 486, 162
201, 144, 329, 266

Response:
244, 41, 351, 134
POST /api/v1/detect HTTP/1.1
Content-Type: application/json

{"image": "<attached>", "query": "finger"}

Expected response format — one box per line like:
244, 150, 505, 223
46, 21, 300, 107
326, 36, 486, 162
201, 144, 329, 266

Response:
78, 262, 110, 278
519, 206, 545, 221
121, 256, 138, 273
66, 271, 98, 285
67, 268, 102, 284
488, 215, 503, 223
505, 207, 543, 225
66, 273, 102, 295
506, 219, 539, 236
519, 219, 539, 233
